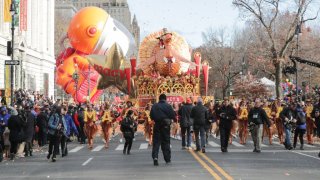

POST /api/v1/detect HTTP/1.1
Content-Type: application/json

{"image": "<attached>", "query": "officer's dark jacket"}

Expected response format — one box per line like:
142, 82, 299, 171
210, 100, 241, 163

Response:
178, 103, 193, 128
190, 102, 209, 126
150, 100, 175, 123
217, 105, 237, 128
248, 107, 270, 127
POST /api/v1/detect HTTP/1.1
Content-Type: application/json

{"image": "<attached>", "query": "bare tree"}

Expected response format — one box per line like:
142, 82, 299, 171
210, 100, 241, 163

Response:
197, 28, 242, 98
233, 0, 320, 98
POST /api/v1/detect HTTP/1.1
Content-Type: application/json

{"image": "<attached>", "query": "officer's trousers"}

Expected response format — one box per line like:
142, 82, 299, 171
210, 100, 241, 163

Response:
152, 123, 171, 162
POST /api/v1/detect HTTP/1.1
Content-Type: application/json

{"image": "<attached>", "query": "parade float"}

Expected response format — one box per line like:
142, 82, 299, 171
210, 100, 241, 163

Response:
135, 28, 212, 107
55, 7, 212, 105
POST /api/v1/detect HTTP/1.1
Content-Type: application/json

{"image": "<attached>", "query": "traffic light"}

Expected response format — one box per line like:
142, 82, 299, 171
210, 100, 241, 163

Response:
7, 41, 12, 56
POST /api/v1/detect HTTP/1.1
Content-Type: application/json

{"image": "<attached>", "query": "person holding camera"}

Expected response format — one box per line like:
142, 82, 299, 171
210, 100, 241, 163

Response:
280, 102, 296, 150
120, 110, 137, 155
217, 98, 237, 153
248, 99, 271, 153
47, 106, 67, 162
150, 94, 176, 166
178, 98, 193, 150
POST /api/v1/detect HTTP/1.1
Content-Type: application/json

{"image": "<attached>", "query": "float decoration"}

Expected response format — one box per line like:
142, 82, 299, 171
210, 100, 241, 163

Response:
135, 28, 211, 107
138, 28, 195, 77
86, 43, 135, 97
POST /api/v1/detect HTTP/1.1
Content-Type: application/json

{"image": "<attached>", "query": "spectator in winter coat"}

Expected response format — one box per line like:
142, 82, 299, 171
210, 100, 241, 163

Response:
7, 107, 24, 160
178, 98, 193, 150
36, 107, 48, 147
0, 106, 10, 158
47, 106, 67, 162
216, 98, 237, 153
23, 106, 35, 157
190, 98, 209, 153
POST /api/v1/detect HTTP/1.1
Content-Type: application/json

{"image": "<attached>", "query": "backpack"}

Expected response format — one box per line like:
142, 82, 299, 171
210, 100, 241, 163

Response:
120, 117, 128, 132
297, 111, 306, 125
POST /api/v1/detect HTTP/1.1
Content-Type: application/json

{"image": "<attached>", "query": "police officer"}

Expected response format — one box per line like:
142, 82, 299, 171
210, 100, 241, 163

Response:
150, 94, 176, 166
217, 98, 237, 152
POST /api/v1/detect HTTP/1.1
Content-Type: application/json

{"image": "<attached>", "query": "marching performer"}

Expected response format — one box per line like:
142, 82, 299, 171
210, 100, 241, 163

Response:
101, 104, 113, 149
84, 105, 98, 149
238, 100, 248, 144
144, 103, 154, 146
262, 101, 273, 145
121, 101, 138, 117
273, 99, 284, 144
305, 99, 314, 145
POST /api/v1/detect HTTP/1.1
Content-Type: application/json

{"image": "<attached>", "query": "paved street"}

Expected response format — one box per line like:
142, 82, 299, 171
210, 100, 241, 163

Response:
1, 133, 320, 180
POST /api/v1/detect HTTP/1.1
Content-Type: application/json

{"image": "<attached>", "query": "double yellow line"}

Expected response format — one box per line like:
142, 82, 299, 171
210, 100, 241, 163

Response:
189, 150, 233, 180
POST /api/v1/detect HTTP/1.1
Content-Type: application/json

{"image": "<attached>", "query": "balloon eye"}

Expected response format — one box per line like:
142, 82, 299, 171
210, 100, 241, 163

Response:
87, 26, 97, 37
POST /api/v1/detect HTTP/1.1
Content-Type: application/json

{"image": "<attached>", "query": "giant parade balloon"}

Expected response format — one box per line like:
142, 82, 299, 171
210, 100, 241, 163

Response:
67, 7, 136, 58
56, 7, 136, 103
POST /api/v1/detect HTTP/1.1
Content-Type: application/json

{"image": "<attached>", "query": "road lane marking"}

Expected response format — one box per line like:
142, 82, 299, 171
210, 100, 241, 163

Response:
189, 150, 222, 180
139, 143, 148, 150
69, 146, 84, 153
292, 151, 320, 161
205, 149, 320, 153
208, 141, 220, 147
272, 141, 282, 146
82, 157, 93, 166
248, 140, 267, 147
199, 153, 234, 180
231, 141, 244, 147
92, 145, 104, 152
303, 144, 314, 148
115, 144, 124, 151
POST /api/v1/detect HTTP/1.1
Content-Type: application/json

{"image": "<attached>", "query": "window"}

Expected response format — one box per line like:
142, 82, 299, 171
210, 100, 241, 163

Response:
103, 3, 109, 7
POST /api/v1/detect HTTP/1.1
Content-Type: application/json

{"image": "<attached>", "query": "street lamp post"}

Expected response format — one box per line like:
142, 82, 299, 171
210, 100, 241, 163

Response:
10, 1, 17, 106
295, 23, 302, 101
72, 63, 79, 104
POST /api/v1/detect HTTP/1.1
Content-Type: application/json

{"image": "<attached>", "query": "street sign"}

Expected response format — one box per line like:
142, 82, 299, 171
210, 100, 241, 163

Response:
5, 60, 19, 65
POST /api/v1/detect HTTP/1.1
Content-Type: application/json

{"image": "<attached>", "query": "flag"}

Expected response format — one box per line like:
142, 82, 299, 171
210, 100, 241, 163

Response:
20, 0, 27, 31
4, 0, 12, 22
5, 64, 11, 103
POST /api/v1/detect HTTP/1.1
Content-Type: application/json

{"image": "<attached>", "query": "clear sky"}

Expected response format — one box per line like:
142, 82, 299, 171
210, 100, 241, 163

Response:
127, 0, 242, 48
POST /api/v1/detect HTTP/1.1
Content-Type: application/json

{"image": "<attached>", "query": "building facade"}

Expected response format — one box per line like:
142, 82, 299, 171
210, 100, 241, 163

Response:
0, 0, 55, 98
58, 0, 140, 48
